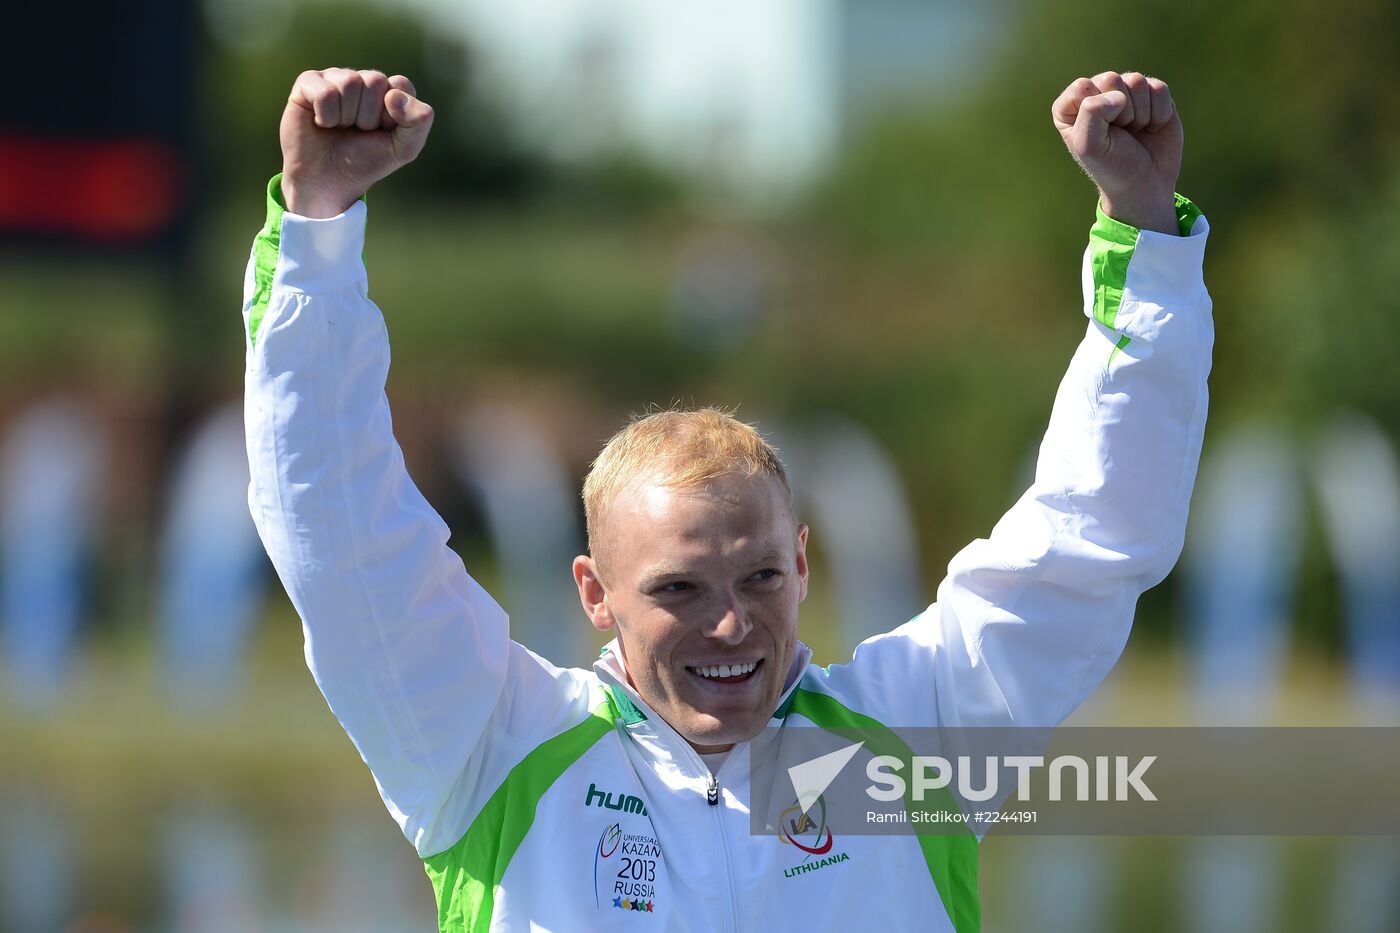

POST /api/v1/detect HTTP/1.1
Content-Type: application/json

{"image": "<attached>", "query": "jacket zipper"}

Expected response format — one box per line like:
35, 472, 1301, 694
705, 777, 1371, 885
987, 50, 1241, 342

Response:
704, 768, 742, 933
612, 699, 741, 932
660, 731, 739, 933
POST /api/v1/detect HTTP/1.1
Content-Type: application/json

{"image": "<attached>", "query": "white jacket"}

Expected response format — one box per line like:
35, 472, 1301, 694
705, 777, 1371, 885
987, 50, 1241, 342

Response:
243, 176, 1211, 932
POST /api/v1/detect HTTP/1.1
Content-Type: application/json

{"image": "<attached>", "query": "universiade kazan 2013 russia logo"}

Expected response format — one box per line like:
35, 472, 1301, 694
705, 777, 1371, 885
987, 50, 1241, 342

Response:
594, 821, 662, 913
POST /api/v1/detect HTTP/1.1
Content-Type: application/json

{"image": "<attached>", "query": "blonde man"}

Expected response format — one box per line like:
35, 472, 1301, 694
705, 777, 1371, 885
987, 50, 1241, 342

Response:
245, 68, 1210, 932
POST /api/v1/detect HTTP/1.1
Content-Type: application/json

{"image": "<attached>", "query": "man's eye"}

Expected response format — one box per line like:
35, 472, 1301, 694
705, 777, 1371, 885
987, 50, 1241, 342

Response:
750, 569, 779, 582
660, 581, 692, 593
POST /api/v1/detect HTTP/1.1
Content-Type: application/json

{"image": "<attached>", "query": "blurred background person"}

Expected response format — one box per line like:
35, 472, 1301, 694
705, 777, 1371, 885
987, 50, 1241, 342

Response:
158, 404, 267, 705
1, 400, 104, 710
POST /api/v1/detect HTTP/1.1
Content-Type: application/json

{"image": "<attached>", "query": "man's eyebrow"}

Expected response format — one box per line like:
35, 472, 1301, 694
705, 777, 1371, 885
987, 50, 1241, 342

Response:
637, 565, 689, 588
637, 550, 785, 588
748, 549, 783, 566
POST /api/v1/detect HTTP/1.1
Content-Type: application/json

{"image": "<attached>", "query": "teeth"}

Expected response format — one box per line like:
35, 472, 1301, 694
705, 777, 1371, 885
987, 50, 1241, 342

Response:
693, 661, 757, 679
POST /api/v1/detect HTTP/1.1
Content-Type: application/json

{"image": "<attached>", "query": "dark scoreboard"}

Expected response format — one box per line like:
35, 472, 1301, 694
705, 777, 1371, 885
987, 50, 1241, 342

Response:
2, 1, 197, 252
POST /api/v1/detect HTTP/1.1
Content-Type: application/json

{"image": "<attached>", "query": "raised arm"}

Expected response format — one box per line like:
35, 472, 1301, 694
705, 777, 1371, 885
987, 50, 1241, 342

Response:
244, 70, 592, 857
823, 73, 1211, 729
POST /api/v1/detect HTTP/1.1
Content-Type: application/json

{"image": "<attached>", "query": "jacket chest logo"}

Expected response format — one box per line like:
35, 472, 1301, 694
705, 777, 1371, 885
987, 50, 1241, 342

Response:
593, 820, 665, 913
778, 793, 853, 878
584, 781, 650, 816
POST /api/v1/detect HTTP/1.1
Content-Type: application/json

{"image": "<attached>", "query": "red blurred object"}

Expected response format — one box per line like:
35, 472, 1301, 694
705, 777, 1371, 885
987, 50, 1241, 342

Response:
0, 136, 184, 241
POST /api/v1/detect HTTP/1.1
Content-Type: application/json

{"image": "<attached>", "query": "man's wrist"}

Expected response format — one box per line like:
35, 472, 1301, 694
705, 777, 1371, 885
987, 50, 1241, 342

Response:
280, 173, 363, 219
1097, 192, 1178, 237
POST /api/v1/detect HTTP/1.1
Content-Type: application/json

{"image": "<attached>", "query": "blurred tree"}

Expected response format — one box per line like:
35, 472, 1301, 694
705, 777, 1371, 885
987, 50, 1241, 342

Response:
795, 0, 1400, 638
201, 0, 542, 204
200, 0, 686, 215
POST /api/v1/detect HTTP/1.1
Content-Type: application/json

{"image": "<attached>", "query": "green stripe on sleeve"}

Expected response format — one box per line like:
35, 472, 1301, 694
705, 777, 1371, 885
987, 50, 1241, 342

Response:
1088, 201, 1137, 331
1089, 192, 1204, 335
247, 173, 287, 347
786, 689, 981, 933
423, 698, 617, 932
1107, 332, 1132, 368
1174, 192, 1204, 237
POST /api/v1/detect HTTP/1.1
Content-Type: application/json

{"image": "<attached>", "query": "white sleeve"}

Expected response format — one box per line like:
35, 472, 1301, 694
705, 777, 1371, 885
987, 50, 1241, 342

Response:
821, 198, 1212, 730
242, 178, 593, 857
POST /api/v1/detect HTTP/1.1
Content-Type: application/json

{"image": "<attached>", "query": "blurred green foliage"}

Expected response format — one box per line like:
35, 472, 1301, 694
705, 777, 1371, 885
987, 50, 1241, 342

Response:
817, 0, 1400, 433
782, 0, 1400, 646
201, 1, 541, 201
4, 0, 1398, 654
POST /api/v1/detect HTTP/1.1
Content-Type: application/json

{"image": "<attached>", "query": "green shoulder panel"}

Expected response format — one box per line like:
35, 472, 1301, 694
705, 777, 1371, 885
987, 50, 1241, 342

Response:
604, 684, 648, 725
786, 688, 981, 933
423, 698, 617, 932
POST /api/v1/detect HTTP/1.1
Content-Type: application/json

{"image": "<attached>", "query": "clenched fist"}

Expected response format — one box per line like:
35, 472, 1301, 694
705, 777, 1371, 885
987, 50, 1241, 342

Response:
1052, 72, 1183, 235
279, 68, 435, 218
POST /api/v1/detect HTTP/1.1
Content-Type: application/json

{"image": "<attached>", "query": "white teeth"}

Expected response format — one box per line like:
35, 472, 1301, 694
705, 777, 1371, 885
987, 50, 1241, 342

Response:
693, 661, 757, 679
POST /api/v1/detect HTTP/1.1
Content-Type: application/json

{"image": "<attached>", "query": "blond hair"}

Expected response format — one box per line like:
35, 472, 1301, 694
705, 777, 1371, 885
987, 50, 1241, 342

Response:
583, 406, 792, 558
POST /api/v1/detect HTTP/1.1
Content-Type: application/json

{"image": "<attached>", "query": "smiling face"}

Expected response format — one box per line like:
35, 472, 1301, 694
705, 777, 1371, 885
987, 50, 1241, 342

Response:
573, 471, 809, 753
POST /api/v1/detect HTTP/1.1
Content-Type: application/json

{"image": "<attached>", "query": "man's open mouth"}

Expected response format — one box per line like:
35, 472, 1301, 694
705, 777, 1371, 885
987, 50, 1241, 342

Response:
686, 659, 762, 685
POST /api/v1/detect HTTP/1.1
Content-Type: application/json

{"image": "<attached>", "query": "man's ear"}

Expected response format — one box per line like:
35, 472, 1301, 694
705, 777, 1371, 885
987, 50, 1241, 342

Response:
795, 522, 810, 603
573, 555, 615, 632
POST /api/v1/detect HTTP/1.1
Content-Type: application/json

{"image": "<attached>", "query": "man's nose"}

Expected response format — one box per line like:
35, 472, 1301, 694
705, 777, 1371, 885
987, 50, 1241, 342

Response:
704, 599, 751, 645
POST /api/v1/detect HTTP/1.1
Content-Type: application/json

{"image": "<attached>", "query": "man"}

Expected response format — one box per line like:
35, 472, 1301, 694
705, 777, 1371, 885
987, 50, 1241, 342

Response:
244, 68, 1210, 931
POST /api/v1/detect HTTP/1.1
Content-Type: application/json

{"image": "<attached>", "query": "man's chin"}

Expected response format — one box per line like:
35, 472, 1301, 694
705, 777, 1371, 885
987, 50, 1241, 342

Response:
675, 708, 763, 752
662, 670, 781, 749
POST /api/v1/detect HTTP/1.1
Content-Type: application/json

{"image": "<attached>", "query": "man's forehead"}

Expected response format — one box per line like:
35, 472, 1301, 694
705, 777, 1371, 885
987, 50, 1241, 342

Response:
617, 473, 787, 525
616, 472, 778, 532
591, 471, 795, 576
